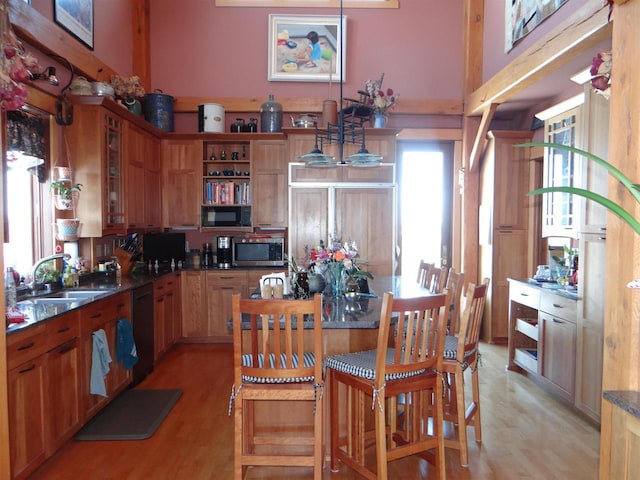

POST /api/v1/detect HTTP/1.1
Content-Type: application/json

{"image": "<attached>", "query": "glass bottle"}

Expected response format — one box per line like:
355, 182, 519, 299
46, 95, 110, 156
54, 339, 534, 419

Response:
260, 94, 283, 133
5, 267, 16, 310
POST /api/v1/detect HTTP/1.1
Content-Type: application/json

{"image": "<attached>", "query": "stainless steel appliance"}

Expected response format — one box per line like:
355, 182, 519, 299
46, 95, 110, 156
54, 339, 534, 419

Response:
232, 235, 285, 268
217, 236, 233, 269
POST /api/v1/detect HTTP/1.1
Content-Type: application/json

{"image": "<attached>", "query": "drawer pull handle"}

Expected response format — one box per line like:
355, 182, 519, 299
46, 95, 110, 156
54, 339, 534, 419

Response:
18, 363, 36, 374
57, 326, 71, 333
57, 344, 74, 354
552, 303, 563, 308
17, 341, 35, 351
220, 286, 234, 290
220, 276, 234, 280
552, 318, 564, 324
520, 293, 529, 297
117, 303, 125, 308
91, 313, 102, 319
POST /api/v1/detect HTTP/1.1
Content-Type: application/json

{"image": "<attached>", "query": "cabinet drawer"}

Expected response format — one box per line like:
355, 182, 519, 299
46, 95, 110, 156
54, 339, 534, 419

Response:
207, 271, 247, 287
509, 282, 540, 310
80, 292, 131, 333
516, 317, 538, 341
45, 311, 80, 350
341, 164, 395, 183
540, 293, 577, 321
290, 164, 340, 183
7, 324, 47, 370
514, 347, 538, 373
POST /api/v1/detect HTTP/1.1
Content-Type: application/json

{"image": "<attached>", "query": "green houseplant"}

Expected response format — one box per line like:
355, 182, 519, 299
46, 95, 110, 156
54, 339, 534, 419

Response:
50, 181, 82, 210
520, 142, 640, 235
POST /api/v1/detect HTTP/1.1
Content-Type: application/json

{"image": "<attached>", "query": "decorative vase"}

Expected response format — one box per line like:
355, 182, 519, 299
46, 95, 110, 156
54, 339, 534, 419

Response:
55, 218, 81, 241
327, 263, 345, 297
125, 96, 143, 116
293, 271, 310, 299
53, 193, 78, 211
373, 113, 388, 128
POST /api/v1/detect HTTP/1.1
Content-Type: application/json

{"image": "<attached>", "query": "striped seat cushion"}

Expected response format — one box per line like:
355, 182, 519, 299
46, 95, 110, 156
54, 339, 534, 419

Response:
324, 348, 427, 381
443, 335, 477, 367
241, 352, 316, 383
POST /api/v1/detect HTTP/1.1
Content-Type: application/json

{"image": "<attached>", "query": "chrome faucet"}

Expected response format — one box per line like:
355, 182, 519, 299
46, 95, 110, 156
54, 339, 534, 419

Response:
28, 253, 71, 292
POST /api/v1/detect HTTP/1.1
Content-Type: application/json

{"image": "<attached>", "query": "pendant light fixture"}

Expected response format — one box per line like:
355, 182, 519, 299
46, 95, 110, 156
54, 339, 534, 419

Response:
298, 0, 382, 168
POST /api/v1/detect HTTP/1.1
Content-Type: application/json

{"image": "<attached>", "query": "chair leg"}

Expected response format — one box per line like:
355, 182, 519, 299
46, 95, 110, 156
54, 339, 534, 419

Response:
314, 391, 324, 480
374, 389, 388, 480
435, 378, 446, 480
234, 396, 244, 480
455, 370, 469, 466
471, 365, 482, 444
330, 370, 341, 472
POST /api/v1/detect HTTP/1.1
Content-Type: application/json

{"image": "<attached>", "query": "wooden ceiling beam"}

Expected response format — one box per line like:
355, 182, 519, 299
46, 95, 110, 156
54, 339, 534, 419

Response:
465, 0, 611, 116
468, 103, 498, 173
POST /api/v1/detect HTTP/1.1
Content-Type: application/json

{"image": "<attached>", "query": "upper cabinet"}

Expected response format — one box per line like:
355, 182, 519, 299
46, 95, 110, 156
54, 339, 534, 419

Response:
67, 97, 164, 237
67, 100, 127, 237
252, 139, 288, 229
161, 137, 202, 229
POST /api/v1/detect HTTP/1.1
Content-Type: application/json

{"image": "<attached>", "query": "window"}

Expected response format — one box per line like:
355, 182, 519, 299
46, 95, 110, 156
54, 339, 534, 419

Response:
3, 108, 53, 282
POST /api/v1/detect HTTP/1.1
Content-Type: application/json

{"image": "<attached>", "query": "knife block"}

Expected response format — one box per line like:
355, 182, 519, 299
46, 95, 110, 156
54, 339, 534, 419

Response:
114, 247, 135, 275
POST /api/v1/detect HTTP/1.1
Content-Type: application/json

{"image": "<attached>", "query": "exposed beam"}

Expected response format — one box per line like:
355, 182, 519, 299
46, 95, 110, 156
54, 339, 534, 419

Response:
468, 103, 497, 173
465, 0, 611, 116
132, 0, 151, 91
8, 0, 117, 82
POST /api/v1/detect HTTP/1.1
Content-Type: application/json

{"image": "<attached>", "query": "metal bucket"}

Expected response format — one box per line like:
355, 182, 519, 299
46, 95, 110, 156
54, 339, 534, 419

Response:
144, 91, 175, 132
198, 103, 225, 133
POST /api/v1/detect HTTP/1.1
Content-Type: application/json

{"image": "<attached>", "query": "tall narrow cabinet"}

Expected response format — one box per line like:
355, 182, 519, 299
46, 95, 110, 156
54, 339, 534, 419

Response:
479, 131, 535, 343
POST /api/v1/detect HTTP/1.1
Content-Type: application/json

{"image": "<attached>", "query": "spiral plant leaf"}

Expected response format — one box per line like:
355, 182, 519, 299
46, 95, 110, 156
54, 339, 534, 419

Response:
518, 142, 640, 236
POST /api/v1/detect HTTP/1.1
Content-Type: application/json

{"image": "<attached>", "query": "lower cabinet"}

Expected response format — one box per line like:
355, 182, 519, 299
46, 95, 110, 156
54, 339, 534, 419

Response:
153, 272, 182, 360
181, 269, 273, 342
7, 311, 82, 480
539, 311, 576, 402
79, 292, 132, 422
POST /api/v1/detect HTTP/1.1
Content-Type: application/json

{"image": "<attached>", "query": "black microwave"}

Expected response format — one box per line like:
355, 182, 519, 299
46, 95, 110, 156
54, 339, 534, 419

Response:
232, 236, 285, 267
201, 205, 251, 228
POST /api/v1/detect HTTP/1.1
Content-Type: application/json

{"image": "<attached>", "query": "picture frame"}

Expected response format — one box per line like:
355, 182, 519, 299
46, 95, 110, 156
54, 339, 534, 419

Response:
54, 0, 94, 50
268, 14, 346, 83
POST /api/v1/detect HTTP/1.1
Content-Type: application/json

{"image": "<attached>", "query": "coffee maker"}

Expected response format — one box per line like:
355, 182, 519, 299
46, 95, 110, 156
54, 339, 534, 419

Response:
217, 236, 232, 269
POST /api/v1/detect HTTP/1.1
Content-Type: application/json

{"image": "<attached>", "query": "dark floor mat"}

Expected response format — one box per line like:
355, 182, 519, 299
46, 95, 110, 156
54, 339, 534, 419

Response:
75, 389, 182, 441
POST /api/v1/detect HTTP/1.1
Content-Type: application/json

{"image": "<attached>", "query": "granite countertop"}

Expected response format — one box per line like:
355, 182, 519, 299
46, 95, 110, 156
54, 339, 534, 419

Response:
6, 267, 181, 335
508, 277, 579, 301
603, 391, 640, 419
234, 275, 432, 330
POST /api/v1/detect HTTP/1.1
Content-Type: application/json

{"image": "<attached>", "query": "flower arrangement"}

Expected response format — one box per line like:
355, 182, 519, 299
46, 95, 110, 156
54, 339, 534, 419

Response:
305, 235, 373, 296
590, 51, 611, 99
0, 0, 39, 111
364, 74, 396, 116
110, 74, 145, 100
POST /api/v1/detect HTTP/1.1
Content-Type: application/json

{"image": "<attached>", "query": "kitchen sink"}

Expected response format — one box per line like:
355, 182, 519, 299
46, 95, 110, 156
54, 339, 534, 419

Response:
20, 297, 88, 305
44, 290, 110, 299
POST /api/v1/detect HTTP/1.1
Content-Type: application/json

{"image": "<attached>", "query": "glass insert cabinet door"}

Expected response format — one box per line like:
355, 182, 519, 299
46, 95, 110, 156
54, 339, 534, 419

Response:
542, 106, 581, 238
104, 114, 125, 229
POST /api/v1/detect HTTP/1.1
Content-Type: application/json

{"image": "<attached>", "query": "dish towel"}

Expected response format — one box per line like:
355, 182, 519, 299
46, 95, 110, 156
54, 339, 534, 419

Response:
116, 318, 139, 370
90, 329, 112, 397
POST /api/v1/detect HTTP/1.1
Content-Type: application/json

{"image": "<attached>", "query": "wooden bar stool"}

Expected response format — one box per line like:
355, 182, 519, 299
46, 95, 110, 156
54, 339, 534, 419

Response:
229, 294, 324, 480
442, 279, 489, 466
326, 292, 449, 479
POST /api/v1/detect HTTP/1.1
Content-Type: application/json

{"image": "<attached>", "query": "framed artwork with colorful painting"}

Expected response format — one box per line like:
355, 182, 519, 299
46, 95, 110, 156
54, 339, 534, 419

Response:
268, 14, 346, 83
54, 0, 94, 50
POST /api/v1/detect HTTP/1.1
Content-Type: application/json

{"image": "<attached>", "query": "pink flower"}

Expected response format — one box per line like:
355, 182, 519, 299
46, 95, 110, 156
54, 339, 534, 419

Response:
591, 75, 609, 92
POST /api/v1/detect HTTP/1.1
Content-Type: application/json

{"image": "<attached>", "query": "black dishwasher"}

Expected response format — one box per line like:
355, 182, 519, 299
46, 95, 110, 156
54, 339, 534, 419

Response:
131, 282, 154, 385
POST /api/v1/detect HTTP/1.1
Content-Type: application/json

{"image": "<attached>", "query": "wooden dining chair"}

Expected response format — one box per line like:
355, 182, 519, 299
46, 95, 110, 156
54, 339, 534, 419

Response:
444, 268, 465, 335
442, 278, 489, 466
416, 260, 434, 288
326, 291, 449, 480
229, 293, 324, 480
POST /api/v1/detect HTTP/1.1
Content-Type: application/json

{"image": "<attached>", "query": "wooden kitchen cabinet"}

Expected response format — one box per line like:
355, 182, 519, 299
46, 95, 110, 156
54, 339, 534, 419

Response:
540, 308, 576, 403
161, 137, 202, 228
181, 270, 209, 338
576, 232, 606, 422
479, 131, 535, 343
79, 292, 131, 421
7, 326, 47, 480
67, 99, 127, 237
206, 270, 247, 341
7, 310, 81, 480
154, 272, 181, 360
252, 139, 288, 228
126, 123, 162, 230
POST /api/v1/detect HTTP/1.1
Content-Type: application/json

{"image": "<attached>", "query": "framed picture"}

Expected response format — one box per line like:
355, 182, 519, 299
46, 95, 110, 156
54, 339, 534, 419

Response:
268, 14, 346, 83
54, 0, 94, 50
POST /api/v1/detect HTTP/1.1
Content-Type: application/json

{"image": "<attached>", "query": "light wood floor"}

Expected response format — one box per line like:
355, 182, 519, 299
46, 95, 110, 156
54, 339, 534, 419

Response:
30, 342, 600, 479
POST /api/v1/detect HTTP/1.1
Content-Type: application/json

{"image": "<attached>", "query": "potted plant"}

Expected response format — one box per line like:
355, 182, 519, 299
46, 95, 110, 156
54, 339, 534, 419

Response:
50, 181, 83, 210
